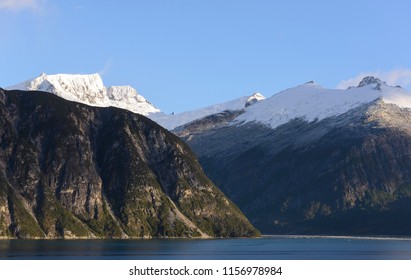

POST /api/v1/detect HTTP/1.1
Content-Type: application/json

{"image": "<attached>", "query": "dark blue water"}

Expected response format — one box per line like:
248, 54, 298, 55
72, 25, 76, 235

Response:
1, 236, 411, 260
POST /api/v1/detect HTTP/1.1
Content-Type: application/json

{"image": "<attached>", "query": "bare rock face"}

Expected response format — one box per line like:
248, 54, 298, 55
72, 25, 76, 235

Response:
173, 110, 244, 137
181, 100, 411, 235
0, 89, 259, 239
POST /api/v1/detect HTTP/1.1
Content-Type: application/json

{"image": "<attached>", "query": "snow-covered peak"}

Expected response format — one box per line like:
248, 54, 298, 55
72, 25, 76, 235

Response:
235, 81, 411, 129
7, 73, 159, 115
357, 76, 386, 88
30, 73, 105, 104
245, 92, 265, 107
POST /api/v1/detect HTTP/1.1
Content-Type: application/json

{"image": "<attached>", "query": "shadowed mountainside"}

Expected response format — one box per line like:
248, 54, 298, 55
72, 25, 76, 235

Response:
0, 88, 259, 239
180, 100, 411, 235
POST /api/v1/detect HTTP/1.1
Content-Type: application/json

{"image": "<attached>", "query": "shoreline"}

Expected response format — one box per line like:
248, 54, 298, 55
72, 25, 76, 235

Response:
2, 234, 411, 241
262, 234, 411, 241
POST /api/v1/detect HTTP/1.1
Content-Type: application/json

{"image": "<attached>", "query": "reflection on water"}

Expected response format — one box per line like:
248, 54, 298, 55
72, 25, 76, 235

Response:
1, 236, 411, 260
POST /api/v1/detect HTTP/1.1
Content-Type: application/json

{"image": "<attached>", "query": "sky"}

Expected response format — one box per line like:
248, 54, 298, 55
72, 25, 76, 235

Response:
1, 0, 411, 114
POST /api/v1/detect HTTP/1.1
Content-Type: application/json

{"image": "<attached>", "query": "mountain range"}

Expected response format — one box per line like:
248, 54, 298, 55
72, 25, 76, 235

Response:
177, 77, 411, 235
7, 73, 411, 236
7, 73, 266, 130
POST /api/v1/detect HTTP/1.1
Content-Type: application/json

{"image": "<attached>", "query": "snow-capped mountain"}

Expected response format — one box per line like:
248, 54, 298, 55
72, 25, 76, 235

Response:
178, 77, 411, 235
7, 73, 267, 129
150, 92, 266, 130
155, 76, 411, 132
234, 78, 411, 129
7, 73, 160, 115
9, 73, 411, 134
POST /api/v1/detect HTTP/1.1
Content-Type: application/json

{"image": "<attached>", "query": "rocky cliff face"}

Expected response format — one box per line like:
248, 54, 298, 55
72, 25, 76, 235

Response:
0, 88, 258, 239
180, 100, 411, 235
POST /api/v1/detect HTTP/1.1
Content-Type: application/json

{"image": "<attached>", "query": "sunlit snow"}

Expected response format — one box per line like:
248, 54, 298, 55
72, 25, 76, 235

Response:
7, 73, 160, 115
150, 93, 265, 130
8, 74, 411, 132
234, 80, 411, 129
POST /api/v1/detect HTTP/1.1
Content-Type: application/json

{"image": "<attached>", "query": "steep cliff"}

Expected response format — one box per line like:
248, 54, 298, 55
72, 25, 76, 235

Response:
0, 88, 258, 238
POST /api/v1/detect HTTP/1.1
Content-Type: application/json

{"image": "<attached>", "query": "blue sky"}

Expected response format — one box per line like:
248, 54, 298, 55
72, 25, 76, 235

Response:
1, 0, 411, 113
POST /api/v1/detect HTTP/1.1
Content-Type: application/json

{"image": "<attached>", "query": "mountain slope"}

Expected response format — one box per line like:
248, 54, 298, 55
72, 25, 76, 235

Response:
150, 92, 265, 130
179, 78, 411, 235
0, 88, 258, 238
234, 78, 411, 129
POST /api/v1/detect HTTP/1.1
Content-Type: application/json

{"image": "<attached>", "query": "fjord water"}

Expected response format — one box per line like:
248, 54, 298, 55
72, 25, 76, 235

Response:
1, 236, 411, 260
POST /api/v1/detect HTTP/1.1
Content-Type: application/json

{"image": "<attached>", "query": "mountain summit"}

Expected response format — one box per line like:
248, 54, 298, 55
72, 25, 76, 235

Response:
245, 92, 265, 107
7, 73, 160, 115
357, 76, 386, 88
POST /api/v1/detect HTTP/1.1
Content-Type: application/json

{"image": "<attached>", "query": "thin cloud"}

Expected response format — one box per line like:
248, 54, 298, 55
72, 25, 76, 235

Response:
0, 0, 44, 11
337, 69, 411, 90
98, 59, 112, 77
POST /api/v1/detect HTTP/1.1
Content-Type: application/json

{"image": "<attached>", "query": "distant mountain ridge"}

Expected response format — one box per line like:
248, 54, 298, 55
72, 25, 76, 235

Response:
150, 92, 266, 130
10, 74, 411, 132
7, 73, 268, 130
232, 78, 411, 129
173, 76, 411, 135
177, 77, 411, 235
